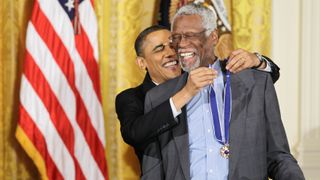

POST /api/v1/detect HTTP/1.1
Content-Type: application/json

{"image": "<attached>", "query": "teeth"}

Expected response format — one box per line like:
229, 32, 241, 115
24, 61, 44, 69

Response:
164, 61, 177, 67
180, 52, 194, 58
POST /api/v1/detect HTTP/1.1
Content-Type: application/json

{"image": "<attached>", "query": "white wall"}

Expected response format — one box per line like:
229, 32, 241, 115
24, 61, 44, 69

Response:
272, 0, 320, 179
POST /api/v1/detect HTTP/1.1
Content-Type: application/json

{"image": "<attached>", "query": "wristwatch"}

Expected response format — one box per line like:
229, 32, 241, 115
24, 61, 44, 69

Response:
252, 52, 265, 69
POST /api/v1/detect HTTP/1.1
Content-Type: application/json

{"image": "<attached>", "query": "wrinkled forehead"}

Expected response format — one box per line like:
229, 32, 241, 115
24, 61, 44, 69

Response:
172, 14, 204, 33
144, 29, 171, 47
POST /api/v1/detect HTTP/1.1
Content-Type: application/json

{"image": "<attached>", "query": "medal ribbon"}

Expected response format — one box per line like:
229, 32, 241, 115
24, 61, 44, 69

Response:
209, 70, 231, 145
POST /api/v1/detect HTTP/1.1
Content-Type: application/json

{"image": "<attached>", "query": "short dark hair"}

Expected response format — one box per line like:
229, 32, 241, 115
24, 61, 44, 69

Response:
134, 25, 169, 57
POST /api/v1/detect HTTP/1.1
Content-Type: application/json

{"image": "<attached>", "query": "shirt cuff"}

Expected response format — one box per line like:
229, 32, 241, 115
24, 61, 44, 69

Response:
259, 57, 272, 72
169, 97, 182, 118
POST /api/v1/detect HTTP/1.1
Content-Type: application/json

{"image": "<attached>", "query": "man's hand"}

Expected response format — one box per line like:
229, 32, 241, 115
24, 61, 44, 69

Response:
184, 67, 217, 96
172, 67, 217, 110
226, 49, 266, 73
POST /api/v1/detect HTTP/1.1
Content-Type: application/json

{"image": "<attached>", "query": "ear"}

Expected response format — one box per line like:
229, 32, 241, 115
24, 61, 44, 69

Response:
136, 56, 147, 70
209, 29, 219, 45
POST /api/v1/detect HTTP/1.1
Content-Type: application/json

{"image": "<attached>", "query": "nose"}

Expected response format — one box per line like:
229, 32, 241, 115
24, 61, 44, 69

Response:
178, 36, 190, 48
165, 45, 176, 56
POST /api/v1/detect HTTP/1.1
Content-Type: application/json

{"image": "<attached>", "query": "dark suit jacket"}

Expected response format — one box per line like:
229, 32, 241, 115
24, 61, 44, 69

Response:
116, 58, 282, 179
116, 73, 179, 179
144, 64, 304, 180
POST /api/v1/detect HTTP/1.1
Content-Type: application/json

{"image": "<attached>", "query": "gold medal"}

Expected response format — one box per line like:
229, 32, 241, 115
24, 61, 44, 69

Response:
220, 144, 230, 159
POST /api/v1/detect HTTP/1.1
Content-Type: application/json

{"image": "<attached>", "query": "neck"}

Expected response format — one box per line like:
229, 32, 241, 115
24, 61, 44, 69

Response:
152, 80, 159, 86
202, 56, 217, 67
150, 77, 161, 85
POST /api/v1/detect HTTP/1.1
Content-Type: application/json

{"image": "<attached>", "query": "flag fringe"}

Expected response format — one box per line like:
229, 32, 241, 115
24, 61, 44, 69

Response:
16, 125, 49, 180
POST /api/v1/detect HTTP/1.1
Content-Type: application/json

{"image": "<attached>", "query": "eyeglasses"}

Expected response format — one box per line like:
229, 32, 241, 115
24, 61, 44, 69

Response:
169, 29, 207, 46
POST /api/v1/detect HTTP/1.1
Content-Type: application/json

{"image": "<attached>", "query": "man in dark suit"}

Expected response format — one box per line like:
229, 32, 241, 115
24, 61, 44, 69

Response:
144, 3, 304, 180
116, 24, 280, 179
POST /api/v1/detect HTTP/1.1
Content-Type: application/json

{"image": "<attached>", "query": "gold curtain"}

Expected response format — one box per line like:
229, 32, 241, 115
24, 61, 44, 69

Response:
0, 0, 270, 179
230, 0, 271, 55
97, 0, 156, 179
0, 0, 39, 179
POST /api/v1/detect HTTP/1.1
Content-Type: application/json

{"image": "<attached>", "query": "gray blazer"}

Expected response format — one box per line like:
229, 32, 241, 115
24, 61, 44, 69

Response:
144, 69, 304, 180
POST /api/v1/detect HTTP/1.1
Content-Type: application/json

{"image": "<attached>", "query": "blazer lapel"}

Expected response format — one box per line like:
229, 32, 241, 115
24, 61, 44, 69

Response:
144, 73, 188, 113
143, 73, 190, 179
166, 73, 190, 179
228, 72, 252, 177
142, 72, 156, 95
163, 73, 190, 179
172, 106, 190, 179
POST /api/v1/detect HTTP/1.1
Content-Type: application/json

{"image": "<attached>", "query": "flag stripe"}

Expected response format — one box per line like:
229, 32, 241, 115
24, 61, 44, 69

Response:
26, 20, 105, 179
33, 0, 107, 177
18, 107, 63, 180
18, 0, 108, 178
20, 76, 75, 179
75, 27, 102, 102
38, 0, 106, 146
79, 0, 99, 61
23, 50, 85, 180
75, 96, 107, 177
78, 0, 101, 104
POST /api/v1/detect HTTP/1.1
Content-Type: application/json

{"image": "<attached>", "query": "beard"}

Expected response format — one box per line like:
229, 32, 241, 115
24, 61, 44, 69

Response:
179, 56, 201, 72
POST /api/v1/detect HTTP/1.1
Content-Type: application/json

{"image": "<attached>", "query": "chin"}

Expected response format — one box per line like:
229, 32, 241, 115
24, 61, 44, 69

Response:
181, 58, 200, 72
166, 71, 180, 79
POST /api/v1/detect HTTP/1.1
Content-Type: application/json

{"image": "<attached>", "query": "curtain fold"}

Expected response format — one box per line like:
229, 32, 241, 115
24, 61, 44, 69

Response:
231, 0, 271, 55
97, 0, 156, 179
0, 0, 39, 179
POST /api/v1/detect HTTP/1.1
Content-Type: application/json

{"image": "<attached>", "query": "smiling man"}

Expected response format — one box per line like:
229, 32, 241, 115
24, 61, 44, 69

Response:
116, 26, 216, 179
144, 3, 304, 180
172, 15, 217, 71
135, 27, 181, 84
116, 23, 281, 179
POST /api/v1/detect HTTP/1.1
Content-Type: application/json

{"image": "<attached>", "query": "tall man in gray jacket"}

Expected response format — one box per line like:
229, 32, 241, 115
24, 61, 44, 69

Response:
144, 3, 304, 180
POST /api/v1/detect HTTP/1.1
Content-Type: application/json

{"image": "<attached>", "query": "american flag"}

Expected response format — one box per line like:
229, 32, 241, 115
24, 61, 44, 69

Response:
16, 0, 108, 179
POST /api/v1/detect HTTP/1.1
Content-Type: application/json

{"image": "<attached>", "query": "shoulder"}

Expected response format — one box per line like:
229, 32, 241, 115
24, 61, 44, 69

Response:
117, 86, 139, 98
116, 84, 144, 105
235, 69, 271, 87
237, 68, 269, 78
115, 84, 147, 119
144, 73, 187, 113
147, 73, 188, 97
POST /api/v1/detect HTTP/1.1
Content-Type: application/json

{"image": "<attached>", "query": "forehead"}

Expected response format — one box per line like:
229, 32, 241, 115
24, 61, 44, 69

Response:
144, 29, 171, 46
172, 14, 203, 33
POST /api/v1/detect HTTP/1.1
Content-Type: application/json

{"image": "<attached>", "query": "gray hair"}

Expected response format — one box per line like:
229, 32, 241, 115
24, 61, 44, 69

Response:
171, 3, 217, 36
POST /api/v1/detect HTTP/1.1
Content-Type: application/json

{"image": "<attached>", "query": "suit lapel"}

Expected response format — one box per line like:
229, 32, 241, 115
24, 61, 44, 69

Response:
144, 73, 188, 113
172, 106, 190, 179
143, 72, 190, 179
228, 72, 252, 177
142, 72, 156, 94
163, 73, 190, 179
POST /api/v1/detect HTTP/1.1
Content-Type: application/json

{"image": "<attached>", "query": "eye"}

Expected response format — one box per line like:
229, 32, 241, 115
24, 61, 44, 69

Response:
170, 34, 181, 42
184, 32, 197, 38
154, 45, 165, 52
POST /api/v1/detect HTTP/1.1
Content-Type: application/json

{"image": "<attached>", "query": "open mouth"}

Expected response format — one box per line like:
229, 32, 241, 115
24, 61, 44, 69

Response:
178, 49, 200, 71
179, 52, 195, 59
179, 51, 198, 66
163, 59, 179, 68
178, 48, 198, 62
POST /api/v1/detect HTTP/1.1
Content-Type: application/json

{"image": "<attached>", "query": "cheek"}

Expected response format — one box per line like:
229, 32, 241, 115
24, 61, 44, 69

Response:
196, 44, 206, 57
192, 41, 205, 52
202, 42, 213, 54
147, 56, 163, 70
153, 56, 163, 67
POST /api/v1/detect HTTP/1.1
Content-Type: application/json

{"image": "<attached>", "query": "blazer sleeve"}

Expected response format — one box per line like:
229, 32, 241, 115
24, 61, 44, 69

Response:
115, 90, 178, 149
263, 55, 280, 83
264, 74, 305, 179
